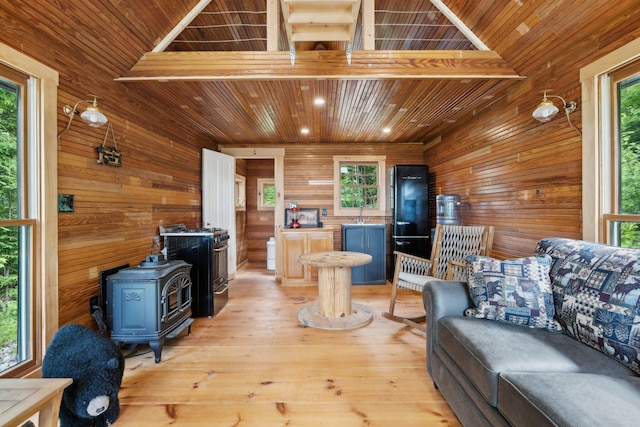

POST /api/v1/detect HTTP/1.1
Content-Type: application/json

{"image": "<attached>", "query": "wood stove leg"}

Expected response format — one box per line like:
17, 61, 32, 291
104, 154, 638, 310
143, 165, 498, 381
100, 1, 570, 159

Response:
149, 338, 165, 363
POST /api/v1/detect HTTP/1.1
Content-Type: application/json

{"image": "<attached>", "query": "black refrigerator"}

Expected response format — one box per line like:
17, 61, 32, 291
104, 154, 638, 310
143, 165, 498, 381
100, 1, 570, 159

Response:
388, 165, 430, 263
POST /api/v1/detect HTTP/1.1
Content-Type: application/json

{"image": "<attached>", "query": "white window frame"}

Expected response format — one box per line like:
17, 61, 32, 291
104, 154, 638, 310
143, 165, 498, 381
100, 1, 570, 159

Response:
234, 174, 246, 211
257, 178, 275, 211
0, 42, 58, 377
333, 155, 386, 217
581, 38, 640, 243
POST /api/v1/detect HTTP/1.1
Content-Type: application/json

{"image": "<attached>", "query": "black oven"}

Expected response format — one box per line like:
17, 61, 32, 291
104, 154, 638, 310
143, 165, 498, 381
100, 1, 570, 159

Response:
212, 234, 229, 315
160, 224, 229, 317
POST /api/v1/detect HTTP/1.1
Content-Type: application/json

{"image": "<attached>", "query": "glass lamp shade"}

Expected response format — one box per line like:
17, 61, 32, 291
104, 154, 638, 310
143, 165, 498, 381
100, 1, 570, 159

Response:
532, 100, 559, 123
80, 106, 108, 128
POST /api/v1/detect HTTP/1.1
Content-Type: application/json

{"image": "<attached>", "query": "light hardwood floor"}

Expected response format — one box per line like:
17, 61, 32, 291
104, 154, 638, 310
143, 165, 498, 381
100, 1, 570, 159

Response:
115, 264, 461, 426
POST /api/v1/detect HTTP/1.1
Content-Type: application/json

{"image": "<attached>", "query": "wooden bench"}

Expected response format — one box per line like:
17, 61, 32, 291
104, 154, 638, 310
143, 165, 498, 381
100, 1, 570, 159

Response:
0, 378, 72, 427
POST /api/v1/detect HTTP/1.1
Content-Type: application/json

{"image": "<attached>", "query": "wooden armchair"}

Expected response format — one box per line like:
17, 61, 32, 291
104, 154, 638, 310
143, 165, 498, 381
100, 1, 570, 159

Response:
382, 224, 494, 332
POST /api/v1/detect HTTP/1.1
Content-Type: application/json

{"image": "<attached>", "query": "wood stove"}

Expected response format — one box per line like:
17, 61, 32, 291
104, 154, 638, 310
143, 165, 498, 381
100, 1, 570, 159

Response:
106, 254, 193, 363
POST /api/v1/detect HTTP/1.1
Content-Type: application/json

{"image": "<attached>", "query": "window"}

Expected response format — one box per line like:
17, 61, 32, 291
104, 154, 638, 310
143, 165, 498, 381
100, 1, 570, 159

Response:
0, 43, 58, 377
0, 69, 29, 375
333, 155, 386, 217
581, 38, 640, 245
234, 174, 246, 211
607, 62, 640, 247
257, 178, 275, 210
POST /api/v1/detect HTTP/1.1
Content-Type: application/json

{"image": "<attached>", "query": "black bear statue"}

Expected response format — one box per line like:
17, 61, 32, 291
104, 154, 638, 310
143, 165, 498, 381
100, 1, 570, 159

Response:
43, 324, 125, 427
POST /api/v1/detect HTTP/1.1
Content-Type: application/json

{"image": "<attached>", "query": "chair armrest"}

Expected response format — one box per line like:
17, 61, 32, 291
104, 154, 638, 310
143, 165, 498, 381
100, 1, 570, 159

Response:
393, 250, 433, 277
422, 280, 473, 377
445, 259, 467, 281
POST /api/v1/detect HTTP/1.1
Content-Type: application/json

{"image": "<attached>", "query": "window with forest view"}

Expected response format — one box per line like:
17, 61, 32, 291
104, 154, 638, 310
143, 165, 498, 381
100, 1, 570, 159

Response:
332, 155, 386, 217
257, 178, 275, 210
340, 163, 379, 208
610, 62, 640, 248
0, 75, 27, 373
0, 44, 56, 378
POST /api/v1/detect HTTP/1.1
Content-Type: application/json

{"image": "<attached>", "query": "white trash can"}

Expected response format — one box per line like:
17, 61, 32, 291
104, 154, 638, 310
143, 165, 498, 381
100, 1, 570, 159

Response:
266, 237, 276, 270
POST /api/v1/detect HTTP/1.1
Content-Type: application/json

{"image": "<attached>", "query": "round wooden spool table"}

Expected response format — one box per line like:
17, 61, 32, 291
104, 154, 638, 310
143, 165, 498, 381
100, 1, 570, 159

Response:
297, 251, 373, 330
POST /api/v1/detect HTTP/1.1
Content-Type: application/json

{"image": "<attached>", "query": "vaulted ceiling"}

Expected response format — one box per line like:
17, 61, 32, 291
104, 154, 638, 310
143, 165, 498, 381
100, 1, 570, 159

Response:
114, 0, 525, 145
4, 0, 622, 146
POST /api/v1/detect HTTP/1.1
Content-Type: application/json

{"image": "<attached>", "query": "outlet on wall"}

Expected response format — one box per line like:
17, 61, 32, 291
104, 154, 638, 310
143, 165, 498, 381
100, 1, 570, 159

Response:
89, 296, 99, 314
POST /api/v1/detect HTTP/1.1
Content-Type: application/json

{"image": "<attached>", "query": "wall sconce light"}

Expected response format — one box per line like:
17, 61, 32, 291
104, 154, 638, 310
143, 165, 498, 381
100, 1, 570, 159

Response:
57, 95, 108, 140
532, 90, 581, 136
532, 90, 577, 123
63, 95, 108, 127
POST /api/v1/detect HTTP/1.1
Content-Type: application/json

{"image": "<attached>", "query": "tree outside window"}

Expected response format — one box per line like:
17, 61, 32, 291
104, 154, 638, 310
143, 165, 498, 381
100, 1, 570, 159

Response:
0, 79, 21, 372
333, 155, 386, 217
340, 163, 378, 208
617, 72, 640, 247
257, 178, 275, 210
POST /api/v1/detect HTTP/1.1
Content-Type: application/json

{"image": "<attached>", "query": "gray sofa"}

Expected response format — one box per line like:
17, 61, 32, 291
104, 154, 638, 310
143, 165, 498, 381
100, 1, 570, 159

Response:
423, 237, 640, 426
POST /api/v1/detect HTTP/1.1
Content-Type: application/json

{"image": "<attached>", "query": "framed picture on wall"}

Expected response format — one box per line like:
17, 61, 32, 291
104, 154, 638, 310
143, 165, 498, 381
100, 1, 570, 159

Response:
58, 194, 74, 212
285, 208, 320, 228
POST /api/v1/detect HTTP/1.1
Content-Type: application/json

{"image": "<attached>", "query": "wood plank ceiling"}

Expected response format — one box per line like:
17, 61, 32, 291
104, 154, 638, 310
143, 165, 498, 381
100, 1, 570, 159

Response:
114, 0, 522, 145
10, 1, 629, 147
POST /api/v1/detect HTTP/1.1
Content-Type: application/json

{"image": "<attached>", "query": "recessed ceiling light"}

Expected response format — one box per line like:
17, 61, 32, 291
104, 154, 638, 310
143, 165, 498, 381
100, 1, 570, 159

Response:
301, 127, 309, 134
314, 98, 325, 106
383, 127, 391, 133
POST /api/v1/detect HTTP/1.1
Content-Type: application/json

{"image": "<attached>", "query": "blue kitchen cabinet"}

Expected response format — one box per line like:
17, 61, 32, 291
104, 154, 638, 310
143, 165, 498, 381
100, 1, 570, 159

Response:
342, 224, 386, 285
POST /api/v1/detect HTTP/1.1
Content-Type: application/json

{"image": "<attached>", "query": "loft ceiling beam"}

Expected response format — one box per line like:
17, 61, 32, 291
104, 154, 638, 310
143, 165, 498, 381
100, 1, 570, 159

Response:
362, 0, 374, 50
116, 50, 523, 81
152, 0, 212, 53
430, 0, 489, 51
267, 0, 280, 52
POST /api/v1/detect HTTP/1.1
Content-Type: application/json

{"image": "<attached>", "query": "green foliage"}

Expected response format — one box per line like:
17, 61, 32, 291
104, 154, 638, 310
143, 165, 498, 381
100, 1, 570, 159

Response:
0, 82, 19, 350
263, 184, 275, 206
340, 164, 379, 208
619, 75, 640, 248
0, 292, 17, 348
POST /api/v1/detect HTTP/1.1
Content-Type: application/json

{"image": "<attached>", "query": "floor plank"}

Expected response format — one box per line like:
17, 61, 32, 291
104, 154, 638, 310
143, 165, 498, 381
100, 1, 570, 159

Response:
116, 264, 461, 426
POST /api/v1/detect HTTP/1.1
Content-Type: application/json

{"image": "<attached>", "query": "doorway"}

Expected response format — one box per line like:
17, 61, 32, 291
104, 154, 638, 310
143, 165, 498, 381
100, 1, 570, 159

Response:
222, 147, 285, 275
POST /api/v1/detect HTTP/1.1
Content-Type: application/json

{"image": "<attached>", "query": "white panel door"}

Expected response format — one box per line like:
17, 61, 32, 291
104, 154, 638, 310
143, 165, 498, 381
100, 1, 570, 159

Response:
202, 148, 236, 277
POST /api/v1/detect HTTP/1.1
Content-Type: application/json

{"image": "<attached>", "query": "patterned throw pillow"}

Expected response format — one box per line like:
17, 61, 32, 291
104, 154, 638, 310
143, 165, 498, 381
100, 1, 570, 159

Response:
464, 254, 563, 332
535, 237, 640, 375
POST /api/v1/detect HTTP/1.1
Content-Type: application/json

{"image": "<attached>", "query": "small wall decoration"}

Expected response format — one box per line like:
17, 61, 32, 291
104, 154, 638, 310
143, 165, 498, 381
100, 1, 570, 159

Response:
58, 194, 74, 212
285, 208, 319, 228
97, 122, 122, 167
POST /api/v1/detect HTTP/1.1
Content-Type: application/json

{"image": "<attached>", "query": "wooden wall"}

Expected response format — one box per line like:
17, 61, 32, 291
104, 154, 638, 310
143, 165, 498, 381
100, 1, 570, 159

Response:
424, 104, 582, 259
1, 10, 214, 330
5, 58, 215, 329
245, 159, 275, 266
56, 97, 211, 329
235, 159, 248, 266
225, 143, 427, 275
4, 0, 638, 334
280, 143, 426, 246
425, 0, 640, 260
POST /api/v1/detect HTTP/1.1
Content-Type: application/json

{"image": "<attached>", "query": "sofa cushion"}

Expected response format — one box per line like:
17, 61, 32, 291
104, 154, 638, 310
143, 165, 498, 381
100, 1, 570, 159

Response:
464, 254, 562, 332
498, 372, 640, 427
535, 237, 640, 375
438, 316, 636, 407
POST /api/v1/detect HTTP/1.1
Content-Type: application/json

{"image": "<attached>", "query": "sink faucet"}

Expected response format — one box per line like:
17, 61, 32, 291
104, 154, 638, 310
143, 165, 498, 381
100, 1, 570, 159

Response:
353, 206, 370, 224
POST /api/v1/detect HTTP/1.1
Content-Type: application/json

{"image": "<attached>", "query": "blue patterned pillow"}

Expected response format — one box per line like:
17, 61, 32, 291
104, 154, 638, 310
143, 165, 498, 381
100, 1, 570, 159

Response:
464, 254, 562, 332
